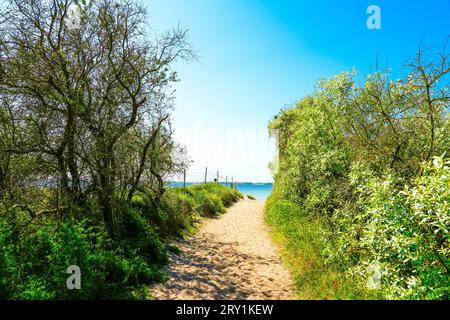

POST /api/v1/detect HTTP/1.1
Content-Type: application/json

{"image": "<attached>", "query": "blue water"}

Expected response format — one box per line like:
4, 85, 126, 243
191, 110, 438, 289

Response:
168, 182, 273, 200
235, 183, 273, 200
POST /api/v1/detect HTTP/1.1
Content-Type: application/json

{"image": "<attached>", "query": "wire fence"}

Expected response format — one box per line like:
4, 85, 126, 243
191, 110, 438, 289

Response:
168, 167, 238, 189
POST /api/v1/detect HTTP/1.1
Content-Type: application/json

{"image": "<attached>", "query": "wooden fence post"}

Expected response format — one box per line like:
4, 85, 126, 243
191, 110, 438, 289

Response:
204, 167, 208, 183
183, 168, 186, 188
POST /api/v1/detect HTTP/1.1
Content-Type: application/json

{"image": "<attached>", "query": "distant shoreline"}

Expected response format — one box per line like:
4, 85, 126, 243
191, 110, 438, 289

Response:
168, 182, 273, 200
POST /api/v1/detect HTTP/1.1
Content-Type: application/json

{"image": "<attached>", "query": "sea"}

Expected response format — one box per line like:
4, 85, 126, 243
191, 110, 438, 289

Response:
234, 183, 273, 200
168, 182, 273, 200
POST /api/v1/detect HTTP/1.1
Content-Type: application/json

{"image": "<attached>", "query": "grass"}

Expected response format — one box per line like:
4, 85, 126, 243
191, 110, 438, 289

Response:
159, 183, 243, 236
265, 189, 372, 300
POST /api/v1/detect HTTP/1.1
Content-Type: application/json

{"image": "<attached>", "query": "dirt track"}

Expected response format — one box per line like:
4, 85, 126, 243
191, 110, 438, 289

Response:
151, 199, 295, 300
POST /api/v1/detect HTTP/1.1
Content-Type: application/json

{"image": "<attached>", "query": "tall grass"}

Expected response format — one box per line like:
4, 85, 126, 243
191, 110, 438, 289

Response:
265, 188, 375, 300
160, 183, 243, 235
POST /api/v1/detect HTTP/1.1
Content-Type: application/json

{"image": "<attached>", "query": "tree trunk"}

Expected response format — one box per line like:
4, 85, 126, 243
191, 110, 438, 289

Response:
98, 144, 116, 235
61, 107, 82, 204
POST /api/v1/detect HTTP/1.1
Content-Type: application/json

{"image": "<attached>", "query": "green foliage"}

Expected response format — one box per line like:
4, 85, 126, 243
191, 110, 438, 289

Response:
329, 156, 450, 299
0, 217, 164, 299
118, 202, 168, 267
269, 89, 351, 216
0, 0, 202, 301
161, 183, 242, 234
190, 183, 243, 206
268, 50, 450, 300
0, 183, 240, 299
192, 191, 225, 216
265, 188, 373, 300
160, 190, 196, 234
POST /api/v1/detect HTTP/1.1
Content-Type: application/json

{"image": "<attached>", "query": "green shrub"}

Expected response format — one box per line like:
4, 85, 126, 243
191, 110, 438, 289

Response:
220, 189, 243, 206
189, 183, 242, 207
268, 63, 450, 300
0, 183, 242, 299
265, 188, 370, 300
162, 183, 242, 224
118, 202, 168, 266
192, 191, 223, 216
331, 156, 450, 300
0, 216, 166, 299
160, 189, 196, 235
130, 193, 146, 208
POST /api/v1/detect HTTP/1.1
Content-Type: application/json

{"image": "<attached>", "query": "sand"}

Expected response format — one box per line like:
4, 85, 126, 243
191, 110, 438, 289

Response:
150, 199, 295, 300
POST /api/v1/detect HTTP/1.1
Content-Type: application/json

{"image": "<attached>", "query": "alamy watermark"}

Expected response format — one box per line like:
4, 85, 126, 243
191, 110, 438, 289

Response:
66, 265, 81, 290
366, 263, 381, 290
42, 0, 90, 31
367, 5, 381, 30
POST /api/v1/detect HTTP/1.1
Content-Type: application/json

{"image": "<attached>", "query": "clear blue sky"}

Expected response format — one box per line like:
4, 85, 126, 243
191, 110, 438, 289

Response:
146, 0, 450, 182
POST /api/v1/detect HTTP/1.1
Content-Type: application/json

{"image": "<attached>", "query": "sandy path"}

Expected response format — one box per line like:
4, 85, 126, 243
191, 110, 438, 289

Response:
151, 199, 295, 300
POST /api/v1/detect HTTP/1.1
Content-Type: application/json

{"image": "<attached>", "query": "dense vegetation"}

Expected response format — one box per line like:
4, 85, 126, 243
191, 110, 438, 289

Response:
267, 47, 450, 300
0, 182, 241, 299
0, 0, 242, 299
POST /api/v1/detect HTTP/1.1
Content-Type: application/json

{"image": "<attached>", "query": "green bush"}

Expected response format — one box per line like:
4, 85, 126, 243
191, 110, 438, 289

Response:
265, 188, 371, 300
191, 183, 242, 204
160, 189, 196, 235
192, 191, 224, 216
330, 156, 450, 299
161, 183, 242, 225
268, 58, 450, 300
220, 189, 243, 206
118, 202, 168, 266
0, 216, 166, 299
0, 183, 242, 299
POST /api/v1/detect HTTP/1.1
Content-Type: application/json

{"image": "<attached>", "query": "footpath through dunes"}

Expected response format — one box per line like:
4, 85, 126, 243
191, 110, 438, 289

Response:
151, 199, 295, 300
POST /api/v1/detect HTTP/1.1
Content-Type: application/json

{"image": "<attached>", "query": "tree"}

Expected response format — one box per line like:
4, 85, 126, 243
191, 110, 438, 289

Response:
0, 0, 194, 232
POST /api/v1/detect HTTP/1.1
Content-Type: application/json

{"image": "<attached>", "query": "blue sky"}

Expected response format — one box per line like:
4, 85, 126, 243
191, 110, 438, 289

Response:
146, 0, 450, 182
